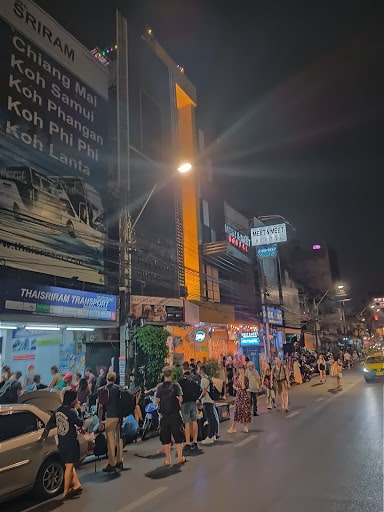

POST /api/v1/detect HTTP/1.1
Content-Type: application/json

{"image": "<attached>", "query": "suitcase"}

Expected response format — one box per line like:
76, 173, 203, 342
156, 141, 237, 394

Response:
215, 402, 230, 422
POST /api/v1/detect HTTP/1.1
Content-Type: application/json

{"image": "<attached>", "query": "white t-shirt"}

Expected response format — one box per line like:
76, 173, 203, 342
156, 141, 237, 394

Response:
200, 376, 214, 404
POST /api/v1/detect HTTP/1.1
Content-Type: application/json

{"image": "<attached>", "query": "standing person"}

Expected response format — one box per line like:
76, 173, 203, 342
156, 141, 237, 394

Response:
317, 354, 327, 384
156, 367, 186, 466
218, 358, 228, 400
85, 367, 96, 394
23, 365, 35, 390
77, 378, 90, 405
98, 372, 124, 472
272, 357, 290, 412
42, 390, 83, 499
0, 369, 22, 404
73, 373, 82, 390
49, 366, 62, 388
262, 362, 276, 410
343, 351, 352, 369
331, 356, 343, 389
198, 366, 216, 445
226, 362, 234, 397
245, 361, 261, 416
293, 359, 303, 384
95, 368, 107, 392
228, 365, 252, 433
178, 362, 200, 451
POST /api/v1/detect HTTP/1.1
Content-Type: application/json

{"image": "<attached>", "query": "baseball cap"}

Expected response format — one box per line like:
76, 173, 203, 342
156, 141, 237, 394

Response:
64, 372, 73, 380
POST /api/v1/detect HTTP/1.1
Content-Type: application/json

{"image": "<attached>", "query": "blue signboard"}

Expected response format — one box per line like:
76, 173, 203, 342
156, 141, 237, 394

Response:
0, 279, 117, 321
0, 1, 109, 284
263, 306, 284, 326
256, 244, 278, 259
240, 333, 260, 346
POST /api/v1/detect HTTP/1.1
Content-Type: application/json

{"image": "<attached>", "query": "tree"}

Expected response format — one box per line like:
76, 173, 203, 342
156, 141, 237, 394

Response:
205, 359, 220, 378
135, 325, 169, 389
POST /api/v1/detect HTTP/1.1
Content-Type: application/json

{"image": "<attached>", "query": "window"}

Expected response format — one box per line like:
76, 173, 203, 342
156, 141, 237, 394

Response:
0, 411, 44, 442
202, 200, 210, 227
140, 90, 163, 161
367, 356, 384, 364
204, 264, 220, 303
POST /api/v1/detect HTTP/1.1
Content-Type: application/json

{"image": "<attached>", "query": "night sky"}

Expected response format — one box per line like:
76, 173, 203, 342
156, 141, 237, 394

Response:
38, 0, 383, 303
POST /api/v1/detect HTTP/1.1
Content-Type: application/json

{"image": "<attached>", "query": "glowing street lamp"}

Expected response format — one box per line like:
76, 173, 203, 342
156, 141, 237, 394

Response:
177, 162, 192, 174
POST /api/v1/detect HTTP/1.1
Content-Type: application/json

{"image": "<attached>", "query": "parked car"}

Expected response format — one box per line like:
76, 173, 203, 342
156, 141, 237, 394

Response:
0, 403, 91, 503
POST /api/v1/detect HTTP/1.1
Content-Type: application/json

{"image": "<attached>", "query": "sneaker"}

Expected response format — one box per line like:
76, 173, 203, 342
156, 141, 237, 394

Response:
184, 444, 192, 451
102, 464, 116, 473
201, 437, 214, 445
191, 442, 198, 450
116, 462, 125, 471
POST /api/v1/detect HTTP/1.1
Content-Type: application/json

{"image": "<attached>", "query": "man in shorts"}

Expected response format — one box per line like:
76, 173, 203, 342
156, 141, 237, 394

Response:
156, 367, 186, 466
179, 362, 200, 451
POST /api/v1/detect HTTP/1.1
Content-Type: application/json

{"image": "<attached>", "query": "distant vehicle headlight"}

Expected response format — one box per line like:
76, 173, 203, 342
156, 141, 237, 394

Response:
363, 367, 370, 373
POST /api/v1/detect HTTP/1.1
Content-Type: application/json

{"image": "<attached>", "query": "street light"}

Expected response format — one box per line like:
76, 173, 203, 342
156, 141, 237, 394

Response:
177, 162, 192, 174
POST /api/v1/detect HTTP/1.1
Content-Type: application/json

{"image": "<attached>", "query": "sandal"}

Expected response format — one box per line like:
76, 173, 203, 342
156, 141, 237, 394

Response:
163, 460, 171, 467
178, 457, 188, 465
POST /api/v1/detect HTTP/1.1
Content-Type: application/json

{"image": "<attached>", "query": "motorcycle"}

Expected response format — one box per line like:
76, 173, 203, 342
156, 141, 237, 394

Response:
302, 364, 314, 382
141, 391, 160, 441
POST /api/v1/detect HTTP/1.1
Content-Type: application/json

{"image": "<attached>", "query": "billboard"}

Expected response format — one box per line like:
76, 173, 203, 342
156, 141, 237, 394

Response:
130, 296, 184, 323
251, 223, 287, 246
0, 0, 109, 284
0, 279, 117, 321
262, 306, 284, 326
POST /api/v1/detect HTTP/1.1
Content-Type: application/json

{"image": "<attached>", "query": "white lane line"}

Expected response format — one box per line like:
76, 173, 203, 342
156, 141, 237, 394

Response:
286, 411, 299, 418
234, 434, 258, 447
315, 397, 325, 402
118, 487, 168, 512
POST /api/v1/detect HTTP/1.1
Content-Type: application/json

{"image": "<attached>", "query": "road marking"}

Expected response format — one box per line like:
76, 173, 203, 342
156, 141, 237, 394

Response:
286, 411, 299, 418
315, 397, 325, 402
234, 434, 257, 447
118, 487, 168, 512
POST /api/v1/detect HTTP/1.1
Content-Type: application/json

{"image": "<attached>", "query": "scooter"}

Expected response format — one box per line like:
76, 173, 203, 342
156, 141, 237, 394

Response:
302, 364, 314, 382
141, 392, 160, 441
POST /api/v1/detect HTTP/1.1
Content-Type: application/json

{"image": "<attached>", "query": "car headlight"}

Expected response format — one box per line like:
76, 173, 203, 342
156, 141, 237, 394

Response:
363, 367, 370, 373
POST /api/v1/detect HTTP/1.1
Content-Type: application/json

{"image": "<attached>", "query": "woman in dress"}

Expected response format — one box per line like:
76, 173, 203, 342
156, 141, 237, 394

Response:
317, 354, 327, 384
227, 366, 251, 433
43, 390, 83, 499
262, 361, 276, 410
272, 357, 290, 412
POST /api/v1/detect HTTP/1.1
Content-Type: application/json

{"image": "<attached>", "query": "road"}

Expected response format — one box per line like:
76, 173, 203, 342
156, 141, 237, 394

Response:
8, 368, 384, 512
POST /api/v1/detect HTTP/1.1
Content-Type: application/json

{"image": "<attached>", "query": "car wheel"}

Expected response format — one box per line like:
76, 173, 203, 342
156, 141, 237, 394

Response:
34, 458, 64, 499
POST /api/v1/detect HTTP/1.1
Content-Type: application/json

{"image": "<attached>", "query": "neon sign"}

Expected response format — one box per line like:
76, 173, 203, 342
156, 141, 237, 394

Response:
225, 224, 250, 254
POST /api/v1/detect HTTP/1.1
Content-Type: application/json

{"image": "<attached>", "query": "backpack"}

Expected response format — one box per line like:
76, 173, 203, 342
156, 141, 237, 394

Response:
117, 388, 135, 418
0, 379, 16, 404
158, 383, 180, 415
122, 414, 139, 444
179, 375, 201, 402
94, 433, 107, 457
208, 379, 221, 401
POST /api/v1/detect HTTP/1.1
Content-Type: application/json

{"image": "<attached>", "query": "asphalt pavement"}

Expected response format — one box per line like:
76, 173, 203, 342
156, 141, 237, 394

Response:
8, 367, 384, 512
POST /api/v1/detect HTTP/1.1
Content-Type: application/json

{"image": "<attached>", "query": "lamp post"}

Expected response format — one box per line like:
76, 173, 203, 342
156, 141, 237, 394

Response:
253, 215, 294, 362
122, 163, 193, 385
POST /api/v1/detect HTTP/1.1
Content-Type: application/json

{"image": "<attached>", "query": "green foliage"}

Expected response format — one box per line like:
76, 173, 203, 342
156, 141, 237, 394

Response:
172, 365, 183, 382
205, 359, 220, 378
136, 325, 169, 389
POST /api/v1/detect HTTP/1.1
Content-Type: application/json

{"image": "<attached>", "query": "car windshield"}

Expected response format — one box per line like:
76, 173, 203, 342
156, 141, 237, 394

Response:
366, 356, 384, 364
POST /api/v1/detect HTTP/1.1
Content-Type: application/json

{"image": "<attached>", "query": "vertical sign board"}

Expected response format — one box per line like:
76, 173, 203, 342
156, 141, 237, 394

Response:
0, 0, 109, 284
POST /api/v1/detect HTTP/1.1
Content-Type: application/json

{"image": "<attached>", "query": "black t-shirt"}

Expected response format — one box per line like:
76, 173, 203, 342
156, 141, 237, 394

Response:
105, 384, 120, 418
156, 381, 182, 416
0, 379, 22, 403
47, 405, 83, 448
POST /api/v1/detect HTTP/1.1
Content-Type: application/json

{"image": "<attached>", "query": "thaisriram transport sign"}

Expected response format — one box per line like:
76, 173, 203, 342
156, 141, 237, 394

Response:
251, 223, 287, 246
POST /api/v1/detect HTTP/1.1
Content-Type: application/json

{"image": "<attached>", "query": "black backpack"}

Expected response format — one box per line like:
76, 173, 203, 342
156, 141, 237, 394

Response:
179, 375, 201, 402
94, 433, 107, 457
208, 379, 221, 401
117, 388, 135, 418
158, 383, 180, 415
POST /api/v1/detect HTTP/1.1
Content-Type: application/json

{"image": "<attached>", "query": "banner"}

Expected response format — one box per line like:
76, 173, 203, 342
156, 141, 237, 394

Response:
0, 0, 109, 284
0, 279, 117, 321
130, 296, 184, 323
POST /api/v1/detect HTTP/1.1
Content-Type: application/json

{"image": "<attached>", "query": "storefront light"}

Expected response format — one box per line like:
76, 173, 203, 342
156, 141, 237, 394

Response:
66, 327, 94, 331
0, 325, 17, 330
25, 326, 60, 331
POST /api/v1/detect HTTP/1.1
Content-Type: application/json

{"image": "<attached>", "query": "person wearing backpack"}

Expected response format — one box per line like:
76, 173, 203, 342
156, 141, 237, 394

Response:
156, 366, 186, 466
198, 365, 216, 445
98, 372, 124, 473
179, 362, 200, 451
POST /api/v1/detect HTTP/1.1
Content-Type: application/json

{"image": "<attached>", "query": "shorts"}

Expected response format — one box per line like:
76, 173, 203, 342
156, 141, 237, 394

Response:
319, 364, 325, 371
181, 401, 197, 423
160, 412, 184, 445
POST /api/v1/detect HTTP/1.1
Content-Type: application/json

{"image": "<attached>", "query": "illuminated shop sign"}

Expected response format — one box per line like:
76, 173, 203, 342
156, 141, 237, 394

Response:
0, 279, 117, 321
195, 330, 206, 343
256, 244, 278, 258
225, 223, 251, 254
240, 333, 260, 346
263, 307, 284, 326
